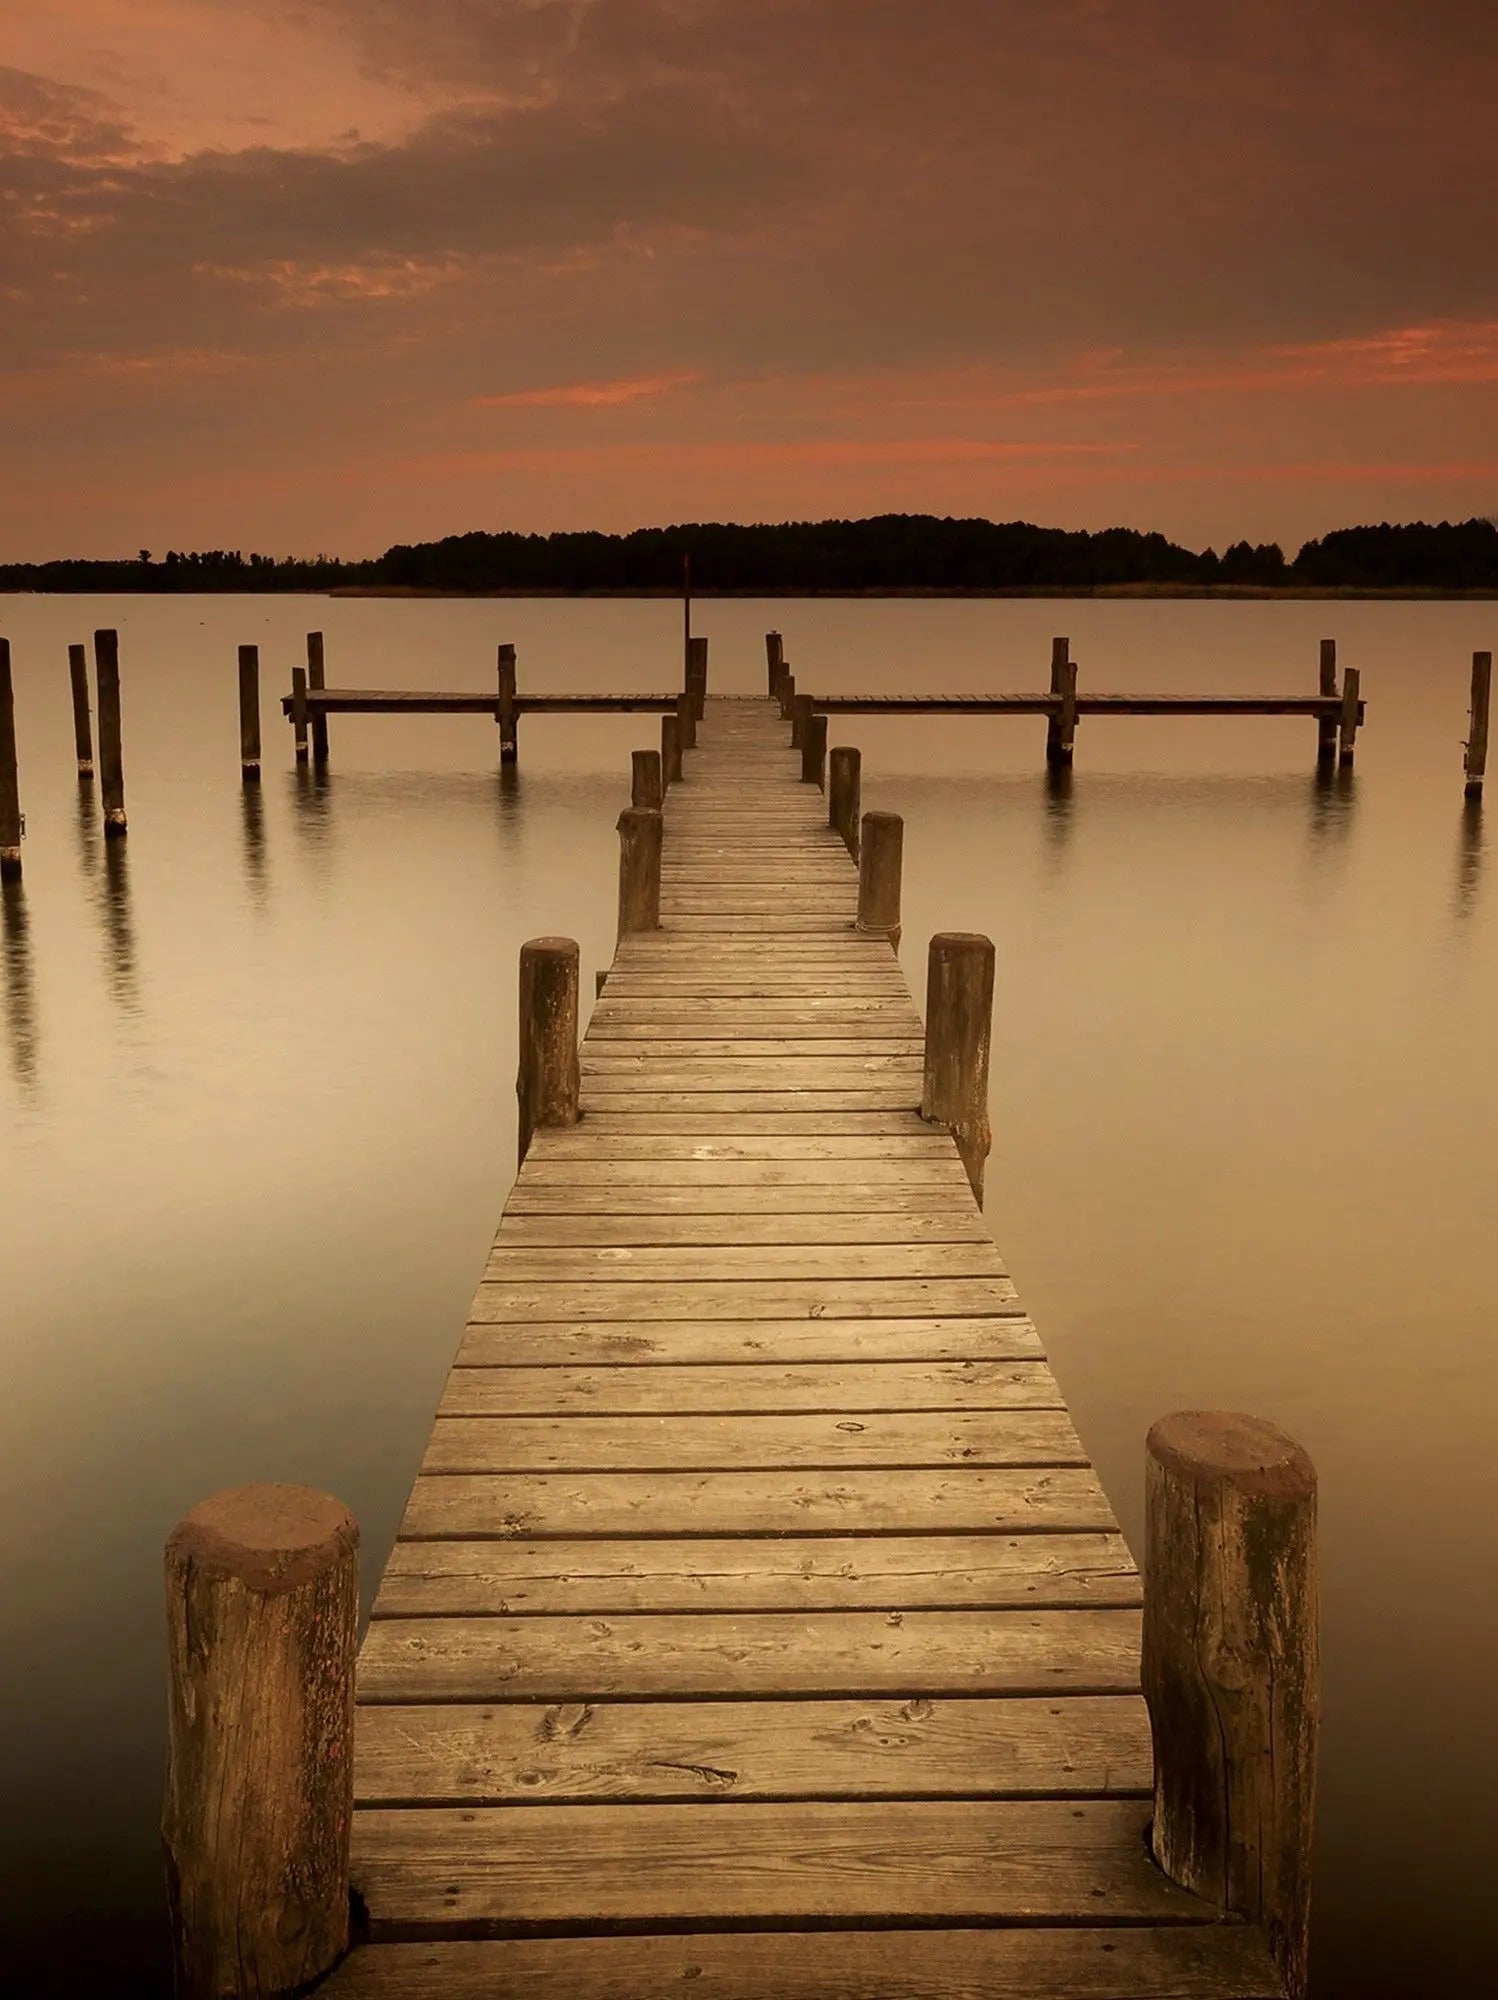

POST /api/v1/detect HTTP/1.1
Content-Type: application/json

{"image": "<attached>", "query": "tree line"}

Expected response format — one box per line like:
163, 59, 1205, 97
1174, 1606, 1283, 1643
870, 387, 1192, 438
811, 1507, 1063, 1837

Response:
2, 514, 1495, 593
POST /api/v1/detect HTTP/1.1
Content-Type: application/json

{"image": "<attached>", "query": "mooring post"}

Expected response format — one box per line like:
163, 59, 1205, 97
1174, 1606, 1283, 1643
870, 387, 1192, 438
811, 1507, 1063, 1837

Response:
1045, 637, 1075, 767
617, 806, 663, 939
856, 810, 903, 947
1143, 1411, 1319, 2000
307, 631, 329, 768
290, 666, 310, 765
94, 628, 127, 835
237, 645, 261, 785
0, 639, 21, 882
1317, 639, 1338, 771
498, 643, 518, 765
1338, 665, 1361, 767
662, 711, 682, 787
802, 710, 828, 787
676, 688, 697, 753
828, 745, 861, 856
791, 691, 813, 752
632, 748, 664, 810
921, 932, 995, 1199
688, 635, 708, 721
1464, 650, 1491, 800
517, 936, 580, 1164
778, 671, 796, 722
162, 1483, 358, 2000
69, 642, 94, 779
766, 630, 784, 697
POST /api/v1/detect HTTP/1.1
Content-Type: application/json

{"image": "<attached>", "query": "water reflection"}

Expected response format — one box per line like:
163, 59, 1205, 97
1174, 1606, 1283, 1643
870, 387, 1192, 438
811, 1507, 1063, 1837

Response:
98, 839, 140, 1013
239, 783, 268, 908
1, 875, 37, 1089
290, 764, 337, 892
1453, 798, 1485, 923
1040, 764, 1075, 879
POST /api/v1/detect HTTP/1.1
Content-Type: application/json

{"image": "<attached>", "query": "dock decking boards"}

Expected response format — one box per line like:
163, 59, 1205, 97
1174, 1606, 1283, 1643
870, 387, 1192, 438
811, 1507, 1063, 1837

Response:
326, 697, 1283, 1998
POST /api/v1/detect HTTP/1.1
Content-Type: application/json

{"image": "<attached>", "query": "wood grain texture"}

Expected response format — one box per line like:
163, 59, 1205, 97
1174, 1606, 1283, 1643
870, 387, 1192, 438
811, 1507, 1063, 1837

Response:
456, 1315, 1044, 1365
436, 1359, 1063, 1416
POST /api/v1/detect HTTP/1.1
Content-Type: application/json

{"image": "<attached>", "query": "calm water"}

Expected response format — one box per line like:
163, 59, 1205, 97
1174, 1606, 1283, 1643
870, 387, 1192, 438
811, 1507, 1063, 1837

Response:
1, 594, 1494, 1995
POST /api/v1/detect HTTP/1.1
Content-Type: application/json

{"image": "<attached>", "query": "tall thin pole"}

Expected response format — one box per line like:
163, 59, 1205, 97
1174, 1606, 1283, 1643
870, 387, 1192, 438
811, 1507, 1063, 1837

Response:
0, 639, 21, 880
683, 552, 692, 675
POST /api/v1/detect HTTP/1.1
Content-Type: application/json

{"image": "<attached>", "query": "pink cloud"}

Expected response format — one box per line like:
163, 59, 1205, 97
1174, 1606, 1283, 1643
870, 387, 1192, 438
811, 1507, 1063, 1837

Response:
475, 371, 705, 409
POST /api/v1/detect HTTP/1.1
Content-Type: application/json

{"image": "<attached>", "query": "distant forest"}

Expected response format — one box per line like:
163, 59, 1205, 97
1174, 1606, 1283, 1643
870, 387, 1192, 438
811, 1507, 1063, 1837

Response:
3, 514, 1497, 594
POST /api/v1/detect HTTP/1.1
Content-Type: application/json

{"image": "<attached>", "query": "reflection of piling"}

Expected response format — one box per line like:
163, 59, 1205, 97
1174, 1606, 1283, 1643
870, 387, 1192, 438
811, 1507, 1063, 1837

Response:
307, 631, 329, 767
1464, 650, 1491, 800
1, 874, 37, 1085
95, 629, 128, 836
69, 643, 94, 779
1317, 640, 1338, 771
238, 645, 261, 783
0, 639, 21, 881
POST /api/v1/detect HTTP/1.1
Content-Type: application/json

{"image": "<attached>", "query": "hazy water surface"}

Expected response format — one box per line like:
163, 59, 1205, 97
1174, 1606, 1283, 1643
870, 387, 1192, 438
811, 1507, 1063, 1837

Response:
1, 594, 1494, 1996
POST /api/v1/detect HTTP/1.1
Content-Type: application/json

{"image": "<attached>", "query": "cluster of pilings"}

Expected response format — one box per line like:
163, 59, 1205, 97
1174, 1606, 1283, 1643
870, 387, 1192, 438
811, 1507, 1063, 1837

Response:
1, 629, 127, 880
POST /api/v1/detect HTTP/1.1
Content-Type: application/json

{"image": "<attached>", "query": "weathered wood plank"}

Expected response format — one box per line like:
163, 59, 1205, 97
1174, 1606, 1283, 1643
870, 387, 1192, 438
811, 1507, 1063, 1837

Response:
456, 1316, 1044, 1366
503, 1184, 977, 1215
517, 1159, 968, 1185
482, 1245, 1008, 1284
497, 1213, 987, 1246
438, 1359, 1061, 1415
468, 1278, 1022, 1323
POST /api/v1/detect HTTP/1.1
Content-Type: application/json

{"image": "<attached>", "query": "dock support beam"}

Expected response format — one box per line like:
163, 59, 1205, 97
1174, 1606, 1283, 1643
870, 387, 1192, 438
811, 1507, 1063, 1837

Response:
1045, 637, 1076, 768
1338, 666, 1360, 768
791, 691, 812, 752
1317, 640, 1338, 771
802, 711, 828, 787
95, 628, 127, 835
69, 642, 94, 779
632, 748, 664, 810
856, 810, 903, 949
921, 932, 995, 1200
662, 713, 682, 788
238, 645, 261, 784
766, 631, 783, 697
307, 631, 329, 768
617, 806, 663, 938
498, 643, 518, 765
162, 1483, 358, 2000
1143, 1410, 1318, 2000
829, 746, 861, 856
1465, 649, 1491, 799
779, 671, 796, 722
676, 689, 697, 753
290, 666, 310, 765
0, 639, 20, 881
517, 936, 580, 1164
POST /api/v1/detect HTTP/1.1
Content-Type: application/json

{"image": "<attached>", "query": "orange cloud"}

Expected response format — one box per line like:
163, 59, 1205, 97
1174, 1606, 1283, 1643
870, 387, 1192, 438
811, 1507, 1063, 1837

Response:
475, 371, 705, 409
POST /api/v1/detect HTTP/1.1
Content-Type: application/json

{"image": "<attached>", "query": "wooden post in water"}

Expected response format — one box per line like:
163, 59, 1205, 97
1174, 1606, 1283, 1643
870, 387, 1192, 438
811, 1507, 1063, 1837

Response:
290, 666, 310, 765
856, 810, 903, 948
662, 712, 682, 788
632, 748, 664, 810
829, 745, 861, 856
1143, 1410, 1319, 2000
802, 710, 828, 787
94, 628, 127, 835
498, 643, 518, 765
307, 631, 329, 767
69, 643, 94, 779
687, 635, 708, 721
1338, 666, 1360, 767
1045, 637, 1074, 768
0, 640, 21, 881
237, 645, 261, 785
779, 670, 796, 721
766, 631, 784, 697
921, 932, 995, 1199
1316, 639, 1338, 771
676, 688, 697, 753
791, 691, 812, 751
1464, 650, 1491, 799
682, 551, 692, 674
617, 806, 663, 939
162, 1483, 358, 2000
517, 936, 580, 1164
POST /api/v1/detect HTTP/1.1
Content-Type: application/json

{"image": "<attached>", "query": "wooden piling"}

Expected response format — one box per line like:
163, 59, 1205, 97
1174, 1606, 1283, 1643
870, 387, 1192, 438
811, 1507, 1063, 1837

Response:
779, 671, 796, 722
94, 628, 127, 835
687, 635, 708, 721
1045, 637, 1076, 768
1143, 1410, 1319, 2000
0, 639, 20, 881
1338, 666, 1360, 767
290, 666, 310, 765
802, 710, 828, 787
791, 691, 813, 752
856, 810, 903, 947
162, 1483, 358, 2000
921, 932, 995, 1199
828, 745, 861, 856
682, 552, 691, 672
676, 688, 697, 753
237, 645, 261, 784
69, 643, 94, 779
498, 644, 518, 765
617, 806, 663, 939
661, 712, 682, 788
766, 631, 784, 697
517, 936, 580, 1164
307, 631, 329, 767
1464, 650, 1491, 799
632, 748, 664, 810
1317, 639, 1338, 771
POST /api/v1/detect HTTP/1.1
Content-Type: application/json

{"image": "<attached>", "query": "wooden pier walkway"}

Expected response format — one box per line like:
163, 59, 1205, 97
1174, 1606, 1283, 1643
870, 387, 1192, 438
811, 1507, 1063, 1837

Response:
318, 695, 1285, 1998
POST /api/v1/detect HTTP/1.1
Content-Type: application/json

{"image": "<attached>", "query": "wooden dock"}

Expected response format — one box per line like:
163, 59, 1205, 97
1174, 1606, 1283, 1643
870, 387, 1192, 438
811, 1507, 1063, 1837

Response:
308, 695, 1286, 1998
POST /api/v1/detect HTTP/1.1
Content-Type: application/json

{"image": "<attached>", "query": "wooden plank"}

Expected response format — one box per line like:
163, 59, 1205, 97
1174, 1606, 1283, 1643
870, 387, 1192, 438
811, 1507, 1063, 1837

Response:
371, 1531, 1141, 1616
467, 1278, 1022, 1322
438, 1359, 1061, 1415
567, 1112, 943, 1132
579, 1093, 927, 1114
482, 1245, 1009, 1284
524, 1131, 955, 1159
349, 1798, 1208, 1929
582, 1039, 926, 1059
457, 1316, 1044, 1366
421, 1409, 1085, 1473
496, 1211, 989, 1245
353, 1693, 1154, 1803
397, 1466, 1117, 1538
503, 1184, 976, 1215
320, 1926, 1283, 2000
517, 1160, 966, 1185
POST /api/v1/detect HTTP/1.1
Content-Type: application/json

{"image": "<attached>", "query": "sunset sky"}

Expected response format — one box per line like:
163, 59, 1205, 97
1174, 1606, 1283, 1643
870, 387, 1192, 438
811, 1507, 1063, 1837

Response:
3, 1, 1496, 560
